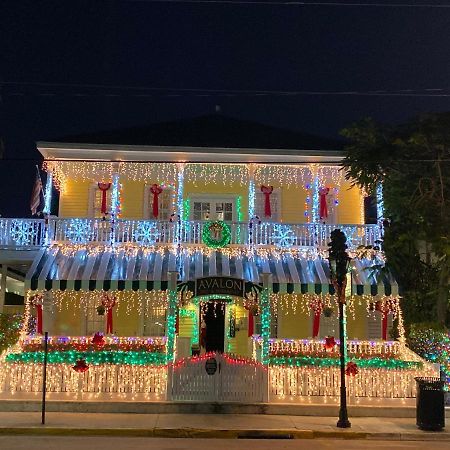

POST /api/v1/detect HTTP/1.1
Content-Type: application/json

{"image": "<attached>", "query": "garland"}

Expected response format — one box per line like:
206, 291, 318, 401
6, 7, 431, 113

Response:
202, 220, 231, 248
269, 356, 422, 370
6, 351, 168, 366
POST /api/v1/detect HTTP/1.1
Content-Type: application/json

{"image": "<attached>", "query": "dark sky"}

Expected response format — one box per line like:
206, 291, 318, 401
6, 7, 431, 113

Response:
1, 0, 450, 217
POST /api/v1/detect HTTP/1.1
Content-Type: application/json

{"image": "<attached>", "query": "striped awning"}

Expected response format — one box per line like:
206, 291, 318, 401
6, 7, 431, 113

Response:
26, 246, 398, 296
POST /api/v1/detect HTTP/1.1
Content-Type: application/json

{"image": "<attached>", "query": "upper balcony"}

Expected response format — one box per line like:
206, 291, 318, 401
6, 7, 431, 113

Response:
0, 218, 382, 251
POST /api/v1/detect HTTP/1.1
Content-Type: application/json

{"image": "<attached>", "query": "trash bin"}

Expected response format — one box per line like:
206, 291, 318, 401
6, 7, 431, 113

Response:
415, 377, 445, 431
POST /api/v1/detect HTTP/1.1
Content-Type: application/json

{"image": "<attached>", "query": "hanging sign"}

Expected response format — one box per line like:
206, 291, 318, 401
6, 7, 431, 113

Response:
195, 277, 244, 297
205, 357, 218, 375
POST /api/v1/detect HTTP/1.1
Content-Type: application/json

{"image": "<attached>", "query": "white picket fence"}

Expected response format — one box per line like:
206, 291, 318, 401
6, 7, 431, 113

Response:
0, 363, 168, 400
169, 353, 267, 402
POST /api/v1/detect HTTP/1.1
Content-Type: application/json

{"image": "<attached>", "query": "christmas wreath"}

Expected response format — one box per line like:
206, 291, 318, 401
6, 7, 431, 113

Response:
202, 220, 231, 248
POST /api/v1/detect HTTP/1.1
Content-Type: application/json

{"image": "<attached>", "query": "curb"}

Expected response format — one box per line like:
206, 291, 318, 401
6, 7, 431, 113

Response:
0, 427, 449, 440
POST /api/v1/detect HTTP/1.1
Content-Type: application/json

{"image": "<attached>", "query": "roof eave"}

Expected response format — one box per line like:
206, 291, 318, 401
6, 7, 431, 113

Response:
37, 142, 344, 164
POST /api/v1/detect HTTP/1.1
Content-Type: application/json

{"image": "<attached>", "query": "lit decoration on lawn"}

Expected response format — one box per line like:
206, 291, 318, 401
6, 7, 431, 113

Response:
10, 220, 38, 246
132, 221, 160, 246
271, 224, 296, 248
202, 221, 231, 248
66, 219, 93, 244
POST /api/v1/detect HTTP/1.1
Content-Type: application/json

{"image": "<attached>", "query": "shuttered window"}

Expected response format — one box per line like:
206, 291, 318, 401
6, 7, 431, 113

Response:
143, 186, 174, 220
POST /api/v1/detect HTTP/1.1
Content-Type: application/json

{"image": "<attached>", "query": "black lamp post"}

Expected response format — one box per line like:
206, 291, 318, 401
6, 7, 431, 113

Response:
328, 229, 351, 429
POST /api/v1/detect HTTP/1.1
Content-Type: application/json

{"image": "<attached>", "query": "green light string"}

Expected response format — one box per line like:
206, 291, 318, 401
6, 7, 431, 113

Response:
260, 286, 271, 365
270, 356, 423, 370
202, 221, 231, 248
183, 198, 190, 221
6, 351, 167, 366
179, 308, 199, 345
166, 289, 178, 361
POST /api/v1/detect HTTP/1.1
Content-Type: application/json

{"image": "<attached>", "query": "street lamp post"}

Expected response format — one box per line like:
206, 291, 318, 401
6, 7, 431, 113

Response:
328, 229, 351, 429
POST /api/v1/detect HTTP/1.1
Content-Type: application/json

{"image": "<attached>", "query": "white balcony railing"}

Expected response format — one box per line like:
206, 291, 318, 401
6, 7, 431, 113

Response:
0, 218, 382, 250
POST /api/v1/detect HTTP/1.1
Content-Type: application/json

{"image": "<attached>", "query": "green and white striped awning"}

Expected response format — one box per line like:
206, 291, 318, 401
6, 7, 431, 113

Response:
26, 246, 398, 296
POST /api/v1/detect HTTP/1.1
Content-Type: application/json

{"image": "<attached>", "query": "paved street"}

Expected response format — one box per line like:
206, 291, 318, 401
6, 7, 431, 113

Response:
1, 437, 450, 450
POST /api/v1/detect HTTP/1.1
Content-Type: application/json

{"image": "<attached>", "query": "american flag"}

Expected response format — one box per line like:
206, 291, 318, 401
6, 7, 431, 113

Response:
30, 167, 43, 216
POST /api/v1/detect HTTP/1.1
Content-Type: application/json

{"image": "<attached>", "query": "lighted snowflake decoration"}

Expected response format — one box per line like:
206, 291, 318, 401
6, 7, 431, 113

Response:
271, 224, 296, 249
10, 220, 38, 246
66, 219, 92, 244
133, 221, 160, 246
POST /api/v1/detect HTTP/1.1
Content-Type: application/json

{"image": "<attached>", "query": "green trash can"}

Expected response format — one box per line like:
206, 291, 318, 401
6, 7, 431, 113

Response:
415, 377, 445, 431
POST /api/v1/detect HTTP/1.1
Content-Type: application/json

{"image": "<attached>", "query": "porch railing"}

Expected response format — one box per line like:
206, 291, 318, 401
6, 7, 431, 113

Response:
0, 218, 382, 250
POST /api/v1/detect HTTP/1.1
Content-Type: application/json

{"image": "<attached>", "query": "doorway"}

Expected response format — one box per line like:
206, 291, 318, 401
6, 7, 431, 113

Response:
203, 302, 225, 353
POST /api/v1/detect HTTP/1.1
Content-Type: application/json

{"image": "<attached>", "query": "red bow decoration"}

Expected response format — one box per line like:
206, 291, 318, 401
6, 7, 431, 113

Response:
324, 336, 336, 351
101, 294, 116, 334
91, 332, 105, 347
319, 187, 330, 220
244, 304, 259, 337
29, 294, 43, 334
310, 300, 322, 338
374, 300, 395, 340
73, 358, 89, 373
150, 184, 164, 218
97, 182, 111, 215
260, 185, 274, 217
345, 361, 358, 377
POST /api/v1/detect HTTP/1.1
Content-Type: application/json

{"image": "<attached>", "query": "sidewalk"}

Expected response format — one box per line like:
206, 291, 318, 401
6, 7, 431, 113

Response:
0, 412, 448, 441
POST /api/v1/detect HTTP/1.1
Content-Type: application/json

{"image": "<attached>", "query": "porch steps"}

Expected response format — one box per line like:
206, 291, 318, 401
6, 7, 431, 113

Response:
0, 399, 449, 418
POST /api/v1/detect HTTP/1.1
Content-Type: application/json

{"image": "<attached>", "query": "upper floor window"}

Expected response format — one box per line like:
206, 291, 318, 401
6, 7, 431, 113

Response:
190, 195, 236, 221
143, 185, 174, 220
255, 189, 280, 221
88, 183, 112, 218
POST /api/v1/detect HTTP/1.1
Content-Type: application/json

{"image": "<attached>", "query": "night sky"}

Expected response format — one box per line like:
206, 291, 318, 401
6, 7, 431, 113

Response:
1, 0, 450, 217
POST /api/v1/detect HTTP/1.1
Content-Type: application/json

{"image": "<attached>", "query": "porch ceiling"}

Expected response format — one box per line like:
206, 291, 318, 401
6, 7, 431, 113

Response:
25, 246, 398, 296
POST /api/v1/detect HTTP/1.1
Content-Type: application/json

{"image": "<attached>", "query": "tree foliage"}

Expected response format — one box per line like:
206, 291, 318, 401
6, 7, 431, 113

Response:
0, 313, 22, 353
341, 113, 450, 326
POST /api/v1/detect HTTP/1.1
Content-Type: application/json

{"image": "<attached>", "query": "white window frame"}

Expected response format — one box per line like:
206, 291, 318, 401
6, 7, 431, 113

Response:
255, 188, 281, 222
366, 310, 394, 340
317, 314, 339, 339
143, 185, 174, 220
88, 183, 112, 218
141, 303, 167, 337
189, 194, 238, 222
84, 297, 105, 335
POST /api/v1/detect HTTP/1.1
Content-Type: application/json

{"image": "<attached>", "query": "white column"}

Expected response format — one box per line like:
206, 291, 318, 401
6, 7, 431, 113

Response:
43, 170, 53, 215
0, 265, 7, 313
248, 164, 256, 219
376, 183, 384, 223
311, 164, 320, 223
110, 171, 120, 245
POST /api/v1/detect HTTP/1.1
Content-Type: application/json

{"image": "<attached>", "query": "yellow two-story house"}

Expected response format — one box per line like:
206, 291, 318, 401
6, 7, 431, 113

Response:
2, 115, 432, 403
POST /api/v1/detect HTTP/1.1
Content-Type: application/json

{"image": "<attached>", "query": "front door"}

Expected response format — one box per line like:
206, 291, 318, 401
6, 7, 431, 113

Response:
204, 302, 225, 353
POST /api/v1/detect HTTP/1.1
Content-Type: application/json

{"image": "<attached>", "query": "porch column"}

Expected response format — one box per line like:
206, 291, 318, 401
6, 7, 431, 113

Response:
376, 182, 384, 223
0, 264, 7, 313
166, 271, 178, 362
311, 164, 320, 223
43, 170, 53, 215
109, 169, 120, 245
248, 164, 256, 220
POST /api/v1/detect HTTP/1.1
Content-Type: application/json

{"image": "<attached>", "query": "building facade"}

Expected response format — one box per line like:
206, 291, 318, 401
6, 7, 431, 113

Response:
0, 116, 436, 402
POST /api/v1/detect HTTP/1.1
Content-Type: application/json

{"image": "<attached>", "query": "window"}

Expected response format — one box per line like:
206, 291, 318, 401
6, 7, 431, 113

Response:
190, 196, 236, 222
143, 305, 166, 336
367, 311, 394, 340
318, 315, 339, 339
88, 183, 112, 218
143, 186, 174, 220
255, 189, 280, 221
85, 297, 105, 335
